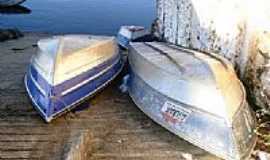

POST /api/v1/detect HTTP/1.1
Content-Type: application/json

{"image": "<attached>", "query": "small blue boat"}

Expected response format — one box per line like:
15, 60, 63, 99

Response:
25, 35, 124, 122
117, 26, 149, 49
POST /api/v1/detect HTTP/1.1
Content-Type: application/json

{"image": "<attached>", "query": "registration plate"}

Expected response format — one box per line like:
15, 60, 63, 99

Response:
161, 101, 191, 124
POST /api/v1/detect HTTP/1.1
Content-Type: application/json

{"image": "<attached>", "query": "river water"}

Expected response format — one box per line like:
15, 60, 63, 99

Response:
0, 0, 156, 35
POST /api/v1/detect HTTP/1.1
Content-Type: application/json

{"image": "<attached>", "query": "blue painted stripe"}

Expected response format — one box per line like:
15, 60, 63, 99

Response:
25, 57, 123, 120
53, 54, 121, 95
117, 34, 130, 49
30, 54, 121, 96
26, 73, 50, 113
29, 65, 51, 96
25, 75, 51, 122
52, 59, 123, 113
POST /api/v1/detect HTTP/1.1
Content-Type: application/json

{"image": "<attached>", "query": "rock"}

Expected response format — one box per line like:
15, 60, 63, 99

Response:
155, 0, 270, 111
0, 28, 23, 42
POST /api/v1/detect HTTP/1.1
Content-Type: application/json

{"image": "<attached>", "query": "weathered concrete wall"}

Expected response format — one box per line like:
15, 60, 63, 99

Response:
155, 0, 270, 111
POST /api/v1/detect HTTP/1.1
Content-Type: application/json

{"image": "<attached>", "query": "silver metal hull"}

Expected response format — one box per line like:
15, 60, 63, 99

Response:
128, 42, 257, 160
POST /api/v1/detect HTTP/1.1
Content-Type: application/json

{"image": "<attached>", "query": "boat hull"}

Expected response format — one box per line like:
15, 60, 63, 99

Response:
129, 70, 256, 160
25, 55, 124, 122
128, 42, 257, 160
117, 33, 130, 49
0, 0, 25, 7
117, 26, 149, 49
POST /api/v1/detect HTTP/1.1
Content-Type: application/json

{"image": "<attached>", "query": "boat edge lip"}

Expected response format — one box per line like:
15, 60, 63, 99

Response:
24, 57, 125, 123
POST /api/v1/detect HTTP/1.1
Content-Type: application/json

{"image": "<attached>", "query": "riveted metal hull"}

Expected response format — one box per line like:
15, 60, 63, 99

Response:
128, 42, 257, 160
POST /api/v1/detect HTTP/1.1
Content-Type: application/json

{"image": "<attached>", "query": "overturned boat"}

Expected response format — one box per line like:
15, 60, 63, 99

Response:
0, 0, 26, 7
117, 26, 149, 49
128, 42, 257, 160
25, 35, 124, 122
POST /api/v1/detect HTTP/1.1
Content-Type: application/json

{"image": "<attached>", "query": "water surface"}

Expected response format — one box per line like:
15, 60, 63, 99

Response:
0, 0, 156, 35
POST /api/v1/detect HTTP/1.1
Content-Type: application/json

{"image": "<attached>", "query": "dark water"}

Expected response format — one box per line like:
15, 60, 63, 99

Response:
0, 0, 156, 35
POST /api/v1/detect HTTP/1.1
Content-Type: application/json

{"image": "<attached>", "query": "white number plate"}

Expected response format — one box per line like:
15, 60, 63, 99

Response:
161, 101, 191, 124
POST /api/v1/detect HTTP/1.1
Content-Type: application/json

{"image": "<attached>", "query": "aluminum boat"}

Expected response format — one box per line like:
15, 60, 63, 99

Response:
25, 35, 124, 122
117, 26, 149, 49
128, 42, 257, 160
0, 0, 25, 7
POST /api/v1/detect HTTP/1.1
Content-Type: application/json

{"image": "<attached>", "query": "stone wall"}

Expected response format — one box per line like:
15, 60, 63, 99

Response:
155, 0, 270, 111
